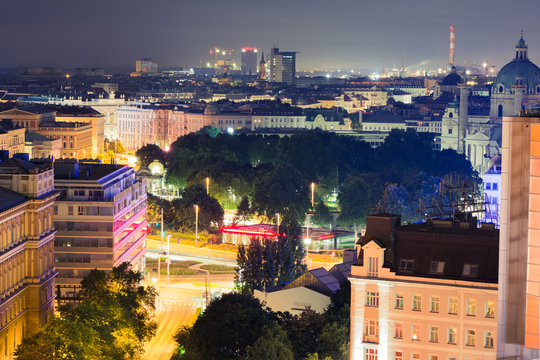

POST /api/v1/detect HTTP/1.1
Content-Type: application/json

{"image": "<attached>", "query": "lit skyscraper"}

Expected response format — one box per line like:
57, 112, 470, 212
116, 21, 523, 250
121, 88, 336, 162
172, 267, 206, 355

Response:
241, 47, 258, 75
269, 47, 297, 85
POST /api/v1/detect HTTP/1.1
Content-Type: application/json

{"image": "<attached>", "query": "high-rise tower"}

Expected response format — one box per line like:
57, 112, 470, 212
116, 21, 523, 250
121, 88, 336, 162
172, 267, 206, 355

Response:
269, 48, 297, 85
241, 47, 258, 75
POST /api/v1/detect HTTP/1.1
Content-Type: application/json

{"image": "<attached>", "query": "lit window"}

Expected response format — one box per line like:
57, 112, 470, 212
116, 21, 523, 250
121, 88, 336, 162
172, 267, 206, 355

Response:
398, 259, 414, 273
449, 298, 458, 314
485, 301, 495, 318
395, 321, 403, 339
365, 348, 378, 360
467, 299, 477, 316
431, 296, 440, 313
366, 291, 379, 307
448, 327, 457, 344
395, 294, 404, 310
413, 295, 422, 311
412, 354, 420, 360
364, 320, 379, 338
394, 351, 403, 360
466, 329, 476, 346
485, 331, 494, 348
412, 324, 421, 340
430, 326, 439, 342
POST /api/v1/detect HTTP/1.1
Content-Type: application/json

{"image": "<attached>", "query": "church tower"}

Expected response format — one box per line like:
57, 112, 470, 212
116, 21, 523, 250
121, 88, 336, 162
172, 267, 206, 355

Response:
516, 31, 528, 60
258, 52, 266, 80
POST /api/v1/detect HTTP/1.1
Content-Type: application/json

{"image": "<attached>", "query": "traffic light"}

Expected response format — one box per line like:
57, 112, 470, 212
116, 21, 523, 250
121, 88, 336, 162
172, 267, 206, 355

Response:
161, 231, 166, 237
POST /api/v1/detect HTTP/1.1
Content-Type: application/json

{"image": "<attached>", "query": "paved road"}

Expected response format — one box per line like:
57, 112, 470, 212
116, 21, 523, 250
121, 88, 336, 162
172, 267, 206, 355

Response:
146, 238, 335, 270
142, 267, 235, 360
142, 302, 197, 360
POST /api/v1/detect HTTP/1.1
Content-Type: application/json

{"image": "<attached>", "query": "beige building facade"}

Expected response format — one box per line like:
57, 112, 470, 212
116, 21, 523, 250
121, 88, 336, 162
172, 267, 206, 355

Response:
0, 158, 58, 359
350, 216, 499, 360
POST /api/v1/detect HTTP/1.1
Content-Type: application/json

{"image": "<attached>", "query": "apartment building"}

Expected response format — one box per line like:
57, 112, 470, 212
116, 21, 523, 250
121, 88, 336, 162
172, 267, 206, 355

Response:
350, 215, 498, 360
52, 160, 147, 304
53, 106, 105, 157
0, 122, 25, 157
0, 158, 58, 359
0, 106, 94, 159
116, 104, 156, 151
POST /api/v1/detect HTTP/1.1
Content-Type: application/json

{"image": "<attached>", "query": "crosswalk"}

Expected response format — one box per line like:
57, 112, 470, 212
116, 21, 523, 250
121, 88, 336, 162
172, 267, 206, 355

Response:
157, 300, 199, 310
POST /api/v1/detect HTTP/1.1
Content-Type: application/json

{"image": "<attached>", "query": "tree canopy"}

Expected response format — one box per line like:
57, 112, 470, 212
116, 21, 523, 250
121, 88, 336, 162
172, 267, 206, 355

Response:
15, 263, 156, 360
163, 129, 477, 226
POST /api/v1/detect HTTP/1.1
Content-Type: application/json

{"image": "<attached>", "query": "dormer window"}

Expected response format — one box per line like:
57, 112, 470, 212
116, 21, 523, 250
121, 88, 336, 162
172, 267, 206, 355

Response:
398, 259, 414, 273
429, 261, 445, 274
463, 263, 479, 277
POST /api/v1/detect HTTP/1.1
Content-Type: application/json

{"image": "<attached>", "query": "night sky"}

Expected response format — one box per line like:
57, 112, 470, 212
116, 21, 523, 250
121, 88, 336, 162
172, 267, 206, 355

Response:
2, 0, 539, 72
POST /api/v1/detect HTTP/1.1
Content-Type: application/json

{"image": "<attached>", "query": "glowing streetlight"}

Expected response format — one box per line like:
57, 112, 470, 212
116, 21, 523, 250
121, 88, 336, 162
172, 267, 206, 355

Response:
194, 204, 199, 247
205, 177, 210, 195
310, 182, 315, 208
276, 213, 281, 228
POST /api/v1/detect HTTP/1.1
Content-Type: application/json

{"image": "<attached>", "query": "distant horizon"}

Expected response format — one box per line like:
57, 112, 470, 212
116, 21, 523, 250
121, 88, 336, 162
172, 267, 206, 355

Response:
1, 0, 538, 73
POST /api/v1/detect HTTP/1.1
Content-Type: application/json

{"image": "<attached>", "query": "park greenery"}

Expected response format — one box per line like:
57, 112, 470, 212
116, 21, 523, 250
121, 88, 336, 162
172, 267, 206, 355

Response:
15, 264, 156, 360
173, 288, 350, 360
148, 184, 224, 233
235, 212, 306, 293
138, 129, 478, 228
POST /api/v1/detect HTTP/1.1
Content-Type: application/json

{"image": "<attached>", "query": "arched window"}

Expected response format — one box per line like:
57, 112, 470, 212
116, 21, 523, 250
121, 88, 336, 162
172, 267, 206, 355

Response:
449, 112, 453, 118
499, 85, 504, 93
498, 104, 503, 117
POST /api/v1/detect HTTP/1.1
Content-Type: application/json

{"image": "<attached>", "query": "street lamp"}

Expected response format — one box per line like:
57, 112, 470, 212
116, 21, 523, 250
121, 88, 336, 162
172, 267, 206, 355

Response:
276, 213, 281, 228
194, 204, 199, 247
311, 182, 315, 208
205, 177, 210, 195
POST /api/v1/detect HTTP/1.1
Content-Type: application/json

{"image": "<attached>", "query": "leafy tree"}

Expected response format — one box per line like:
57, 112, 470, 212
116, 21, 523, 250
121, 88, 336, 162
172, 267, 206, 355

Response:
312, 202, 333, 228
235, 212, 305, 292
135, 144, 165, 168
245, 323, 294, 360
235, 196, 253, 223
172, 184, 224, 231
252, 163, 309, 219
174, 293, 272, 360
338, 174, 383, 227
277, 309, 326, 360
317, 322, 349, 360
15, 263, 156, 360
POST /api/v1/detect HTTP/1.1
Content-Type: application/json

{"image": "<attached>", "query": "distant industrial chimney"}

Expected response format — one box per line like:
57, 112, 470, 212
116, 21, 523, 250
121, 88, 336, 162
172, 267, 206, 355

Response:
449, 26, 456, 67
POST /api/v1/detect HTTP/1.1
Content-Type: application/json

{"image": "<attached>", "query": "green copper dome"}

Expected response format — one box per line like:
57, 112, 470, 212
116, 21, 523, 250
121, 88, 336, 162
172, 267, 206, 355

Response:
494, 59, 540, 91
493, 34, 540, 92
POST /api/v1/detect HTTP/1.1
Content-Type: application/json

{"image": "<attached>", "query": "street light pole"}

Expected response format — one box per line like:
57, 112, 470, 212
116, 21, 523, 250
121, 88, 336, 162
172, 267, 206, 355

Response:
311, 182, 315, 208
196, 205, 199, 247
158, 207, 163, 287
205, 177, 210, 195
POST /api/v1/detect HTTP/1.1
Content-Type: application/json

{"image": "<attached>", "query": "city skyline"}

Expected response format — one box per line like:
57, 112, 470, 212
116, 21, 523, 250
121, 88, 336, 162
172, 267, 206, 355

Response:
2, 0, 540, 72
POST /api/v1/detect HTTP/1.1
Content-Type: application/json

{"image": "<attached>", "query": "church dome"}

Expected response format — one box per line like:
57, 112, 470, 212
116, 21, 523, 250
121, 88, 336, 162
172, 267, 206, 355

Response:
493, 33, 540, 93
441, 66, 462, 85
